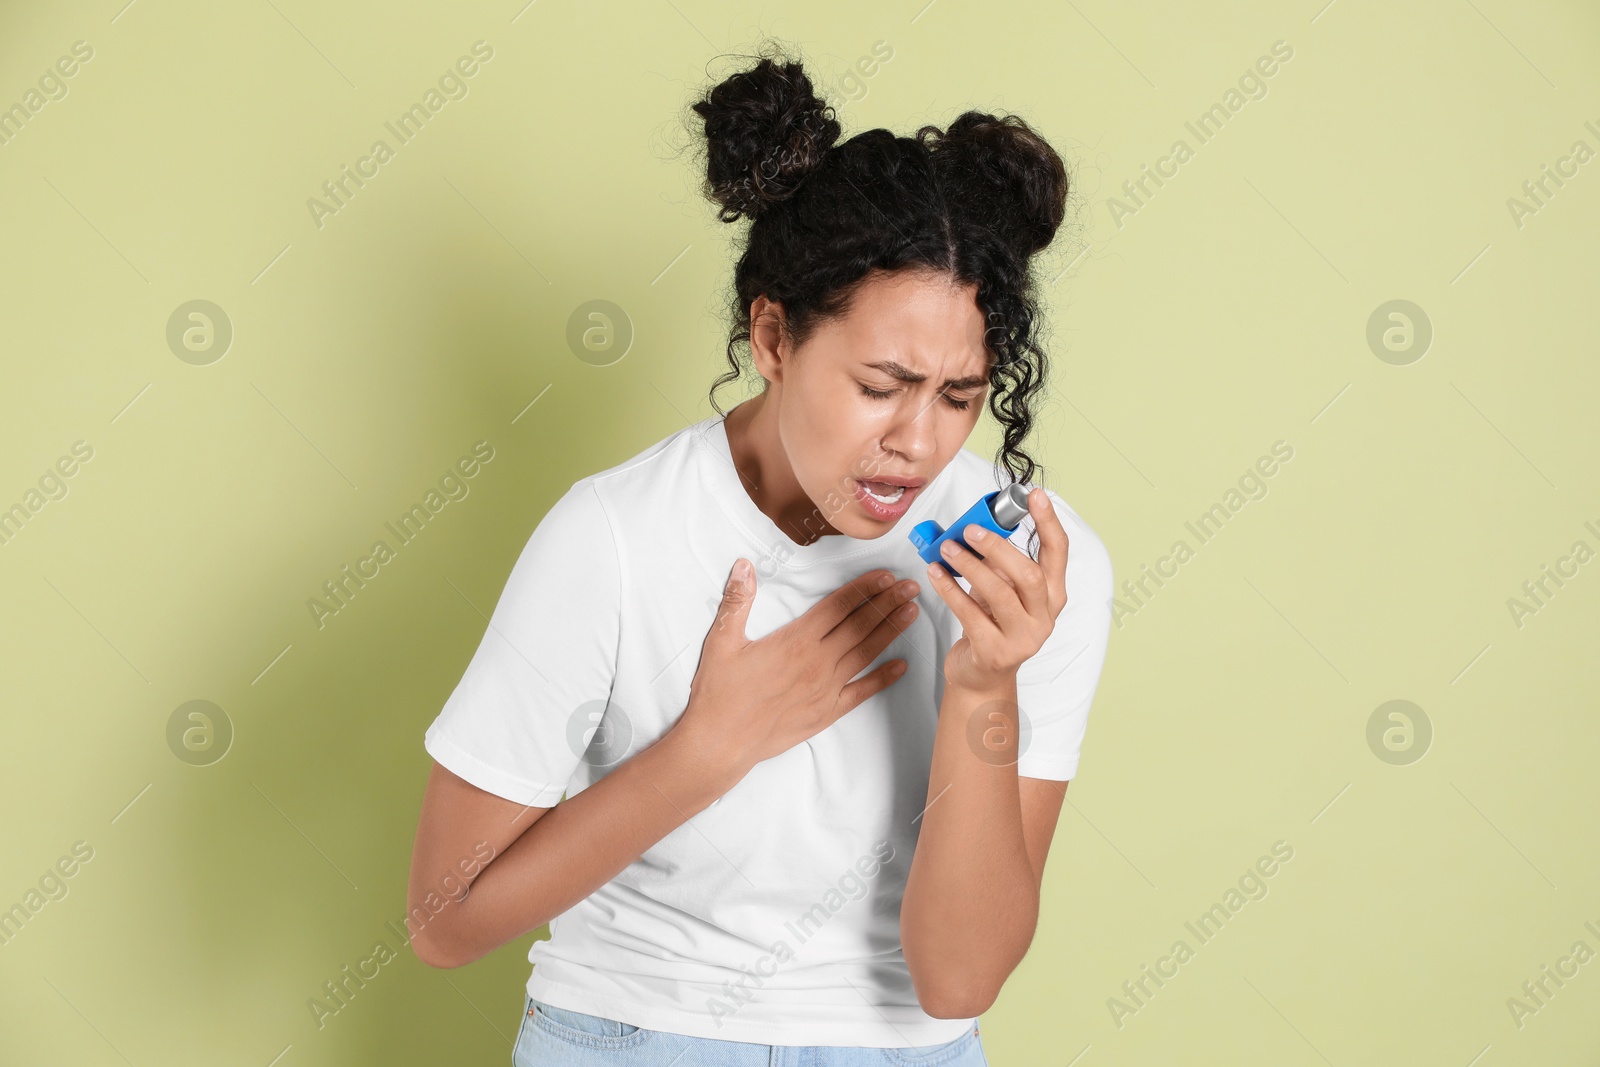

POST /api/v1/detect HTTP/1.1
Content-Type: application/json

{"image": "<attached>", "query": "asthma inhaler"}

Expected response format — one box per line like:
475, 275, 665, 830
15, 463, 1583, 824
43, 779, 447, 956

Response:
908, 484, 1033, 578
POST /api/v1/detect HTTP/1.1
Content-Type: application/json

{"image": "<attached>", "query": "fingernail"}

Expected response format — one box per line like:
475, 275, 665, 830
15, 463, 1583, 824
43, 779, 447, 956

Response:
968, 526, 988, 542
875, 573, 893, 591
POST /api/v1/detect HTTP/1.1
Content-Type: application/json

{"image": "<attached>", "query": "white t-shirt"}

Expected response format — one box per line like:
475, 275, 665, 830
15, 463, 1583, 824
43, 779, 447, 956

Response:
423, 412, 1114, 1047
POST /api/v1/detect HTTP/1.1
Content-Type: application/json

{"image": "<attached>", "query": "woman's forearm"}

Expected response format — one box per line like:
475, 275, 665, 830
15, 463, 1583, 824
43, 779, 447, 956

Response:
900, 673, 1039, 1018
431, 721, 743, 967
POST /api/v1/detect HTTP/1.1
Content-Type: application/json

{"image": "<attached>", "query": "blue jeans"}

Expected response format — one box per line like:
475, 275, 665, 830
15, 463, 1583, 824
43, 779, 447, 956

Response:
511, 996, 989, 1066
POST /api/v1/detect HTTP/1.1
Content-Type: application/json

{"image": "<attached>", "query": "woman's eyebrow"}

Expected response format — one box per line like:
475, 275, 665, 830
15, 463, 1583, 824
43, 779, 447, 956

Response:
863, 359, 988, 390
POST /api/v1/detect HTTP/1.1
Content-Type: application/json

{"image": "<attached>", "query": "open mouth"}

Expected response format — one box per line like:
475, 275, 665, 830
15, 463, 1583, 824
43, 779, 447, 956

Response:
852, 476, 925, 520
860, 480, 906, 504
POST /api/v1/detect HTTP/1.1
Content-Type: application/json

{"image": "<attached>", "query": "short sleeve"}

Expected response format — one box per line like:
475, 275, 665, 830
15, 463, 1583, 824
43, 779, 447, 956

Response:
423, 478, 621, 806
1011, 488, 1114, 782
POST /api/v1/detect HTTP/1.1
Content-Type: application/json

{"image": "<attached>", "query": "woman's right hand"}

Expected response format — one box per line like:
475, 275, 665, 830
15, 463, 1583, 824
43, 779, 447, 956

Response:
675, 558, 922, 779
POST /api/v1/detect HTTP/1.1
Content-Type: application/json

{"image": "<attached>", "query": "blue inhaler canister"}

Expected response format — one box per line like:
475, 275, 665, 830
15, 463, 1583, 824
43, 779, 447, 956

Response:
908, 484, 1033, 578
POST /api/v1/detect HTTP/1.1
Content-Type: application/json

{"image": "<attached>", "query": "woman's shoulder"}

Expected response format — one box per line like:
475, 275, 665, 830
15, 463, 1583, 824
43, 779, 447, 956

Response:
521, 418, 731, 568
558, 417, 716, 512
585, 419, 706, 481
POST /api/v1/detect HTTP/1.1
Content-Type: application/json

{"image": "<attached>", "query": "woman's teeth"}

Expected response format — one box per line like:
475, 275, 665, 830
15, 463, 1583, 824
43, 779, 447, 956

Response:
862, 481, 905, 504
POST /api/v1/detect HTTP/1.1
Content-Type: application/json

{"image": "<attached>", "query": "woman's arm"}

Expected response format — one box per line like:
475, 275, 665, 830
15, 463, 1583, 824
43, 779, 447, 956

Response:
900, 489, 1077, 1018
406, 724, 740, 969
898, 674, 1065, 1018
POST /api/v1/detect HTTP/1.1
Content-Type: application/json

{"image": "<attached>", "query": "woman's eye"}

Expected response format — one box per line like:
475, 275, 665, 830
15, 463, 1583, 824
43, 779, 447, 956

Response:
858, 384, 974, 411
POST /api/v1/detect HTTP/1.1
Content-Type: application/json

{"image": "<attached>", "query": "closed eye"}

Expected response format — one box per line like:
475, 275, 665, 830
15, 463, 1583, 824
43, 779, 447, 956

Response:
858, 384, 975, 411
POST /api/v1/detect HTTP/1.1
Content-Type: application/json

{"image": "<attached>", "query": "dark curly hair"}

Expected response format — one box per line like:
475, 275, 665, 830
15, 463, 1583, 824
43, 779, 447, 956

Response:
689, 42, 1070, 553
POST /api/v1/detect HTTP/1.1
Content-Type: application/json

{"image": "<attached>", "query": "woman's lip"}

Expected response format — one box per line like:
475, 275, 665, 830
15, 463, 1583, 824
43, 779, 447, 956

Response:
853, 478, 920, 521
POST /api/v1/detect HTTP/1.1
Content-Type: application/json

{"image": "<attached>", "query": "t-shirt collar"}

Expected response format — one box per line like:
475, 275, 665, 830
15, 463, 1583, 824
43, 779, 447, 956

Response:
693, 414, 945, 570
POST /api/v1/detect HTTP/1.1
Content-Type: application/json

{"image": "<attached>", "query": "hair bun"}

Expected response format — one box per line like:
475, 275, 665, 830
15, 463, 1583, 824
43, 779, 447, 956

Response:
692, 50, 842, 223
919, 112, 1068, 257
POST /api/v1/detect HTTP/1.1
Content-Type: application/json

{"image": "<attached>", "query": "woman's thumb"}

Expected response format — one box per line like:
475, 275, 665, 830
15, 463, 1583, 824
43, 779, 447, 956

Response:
724, 558, 755, 598
712, 558, 755, 637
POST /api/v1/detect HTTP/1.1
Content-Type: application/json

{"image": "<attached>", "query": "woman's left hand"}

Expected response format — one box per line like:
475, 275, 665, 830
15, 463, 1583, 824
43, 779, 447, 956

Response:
924, 487, 1070, 694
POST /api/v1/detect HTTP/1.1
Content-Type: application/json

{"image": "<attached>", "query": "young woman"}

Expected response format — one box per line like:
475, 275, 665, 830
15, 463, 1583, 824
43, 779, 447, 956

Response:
406, 46, 1114, 1066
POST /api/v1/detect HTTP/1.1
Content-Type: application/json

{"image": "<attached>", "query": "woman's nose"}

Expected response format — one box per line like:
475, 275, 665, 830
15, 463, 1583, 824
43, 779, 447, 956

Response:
880, 398, 938, 461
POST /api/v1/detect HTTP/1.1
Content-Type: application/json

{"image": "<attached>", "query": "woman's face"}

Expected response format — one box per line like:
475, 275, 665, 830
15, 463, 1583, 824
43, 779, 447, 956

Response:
749, 268, 991, 540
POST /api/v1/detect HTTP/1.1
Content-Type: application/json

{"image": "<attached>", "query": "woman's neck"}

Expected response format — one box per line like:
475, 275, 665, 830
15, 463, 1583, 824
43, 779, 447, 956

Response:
723, 393, 842, 547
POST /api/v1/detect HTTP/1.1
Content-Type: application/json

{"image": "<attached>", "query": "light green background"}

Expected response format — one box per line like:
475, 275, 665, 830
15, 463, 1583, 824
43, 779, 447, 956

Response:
1, 1, 1597, 1064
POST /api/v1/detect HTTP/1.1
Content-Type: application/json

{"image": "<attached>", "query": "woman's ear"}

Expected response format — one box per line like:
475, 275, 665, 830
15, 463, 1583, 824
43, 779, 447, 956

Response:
748, 295, 788, 385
